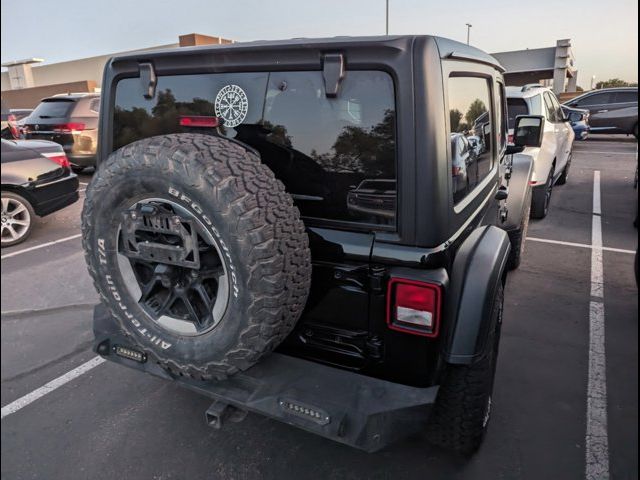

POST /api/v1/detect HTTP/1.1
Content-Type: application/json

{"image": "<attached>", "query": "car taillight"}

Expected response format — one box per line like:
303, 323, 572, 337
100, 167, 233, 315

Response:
507, 134, 514, 144
386, 278, 442, 337
8, 114, 19, 139
53, 123, 86, 133
43, 152, 71, 168
179, 115, 220, 128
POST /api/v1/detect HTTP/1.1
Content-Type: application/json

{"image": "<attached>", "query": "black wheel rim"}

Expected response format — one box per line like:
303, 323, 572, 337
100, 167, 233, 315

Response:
117, 198, 230, 336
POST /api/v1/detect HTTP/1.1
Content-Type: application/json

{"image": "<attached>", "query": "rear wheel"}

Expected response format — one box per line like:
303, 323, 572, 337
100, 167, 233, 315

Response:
531, 165, 555, 219
1, 191, 34, 247
427, 285, 504, 454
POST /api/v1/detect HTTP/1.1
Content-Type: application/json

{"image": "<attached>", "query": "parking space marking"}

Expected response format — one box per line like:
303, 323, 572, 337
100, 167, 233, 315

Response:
0, 233, 82, 260
571, 150, 635, 155
586, 170, 609, 480
0, 356, 105, 420
79, 182, 89, 186
526, 237, 634, 255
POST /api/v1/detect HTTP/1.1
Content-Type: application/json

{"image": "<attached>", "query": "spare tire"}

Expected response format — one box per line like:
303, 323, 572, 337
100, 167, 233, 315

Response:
82, 134, 311, 380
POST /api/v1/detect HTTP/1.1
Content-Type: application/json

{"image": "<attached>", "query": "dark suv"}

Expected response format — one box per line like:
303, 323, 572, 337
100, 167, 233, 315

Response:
84, 35, 539, 454
563, 87, 638, 137
24, 93, 100, 171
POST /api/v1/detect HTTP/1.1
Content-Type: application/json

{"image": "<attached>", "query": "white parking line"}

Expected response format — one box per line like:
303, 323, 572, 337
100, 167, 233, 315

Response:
0, 233, 82, 260
526, 237, 634, 255
0, 357, 105, 420
79, 182, 89, 186
571, 151, 635, 155
585, 170, 609, 480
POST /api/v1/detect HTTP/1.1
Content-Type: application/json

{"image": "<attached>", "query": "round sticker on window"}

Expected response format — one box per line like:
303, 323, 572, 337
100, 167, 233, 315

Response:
214, 85, 249, 128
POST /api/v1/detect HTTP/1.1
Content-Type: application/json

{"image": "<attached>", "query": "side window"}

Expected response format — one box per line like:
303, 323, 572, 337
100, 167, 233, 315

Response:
613, 91, 638, 103
89, 99, 100, 113
448, 76, 494, 204
543, 93, 558, 122
496, 82, 507, 153
549, 93, 564, 121
577, 93, 611, 106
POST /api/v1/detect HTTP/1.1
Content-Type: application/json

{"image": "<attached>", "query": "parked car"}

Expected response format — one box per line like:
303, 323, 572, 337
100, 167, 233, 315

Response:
562, 105, 590, 140
1, 100, 19, 140
85, 35, 538, 454
1, 139, 79, 246
346, 179, 396, 220
23, 93, 100, 172
563, 87, 638, 137
507, 84, 574, 218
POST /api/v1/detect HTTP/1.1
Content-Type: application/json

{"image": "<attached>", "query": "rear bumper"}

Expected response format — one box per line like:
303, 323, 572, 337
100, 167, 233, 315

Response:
93, 304, 439, 452
67, 153, 96, 168
30, 173, 79, 216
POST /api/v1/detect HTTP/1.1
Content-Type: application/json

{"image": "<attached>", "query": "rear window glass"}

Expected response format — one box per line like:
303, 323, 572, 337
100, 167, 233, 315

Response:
113, 71, 396, 227
507, 98, 529, 129
31, 99, 74, 118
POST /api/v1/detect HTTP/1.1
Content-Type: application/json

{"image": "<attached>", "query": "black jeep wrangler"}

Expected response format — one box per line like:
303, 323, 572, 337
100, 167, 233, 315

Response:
84, 35, 541, 454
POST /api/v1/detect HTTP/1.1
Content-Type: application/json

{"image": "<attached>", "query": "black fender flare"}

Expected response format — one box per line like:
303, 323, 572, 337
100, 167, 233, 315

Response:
502, 153, 534, 232
441, 225, 511, 364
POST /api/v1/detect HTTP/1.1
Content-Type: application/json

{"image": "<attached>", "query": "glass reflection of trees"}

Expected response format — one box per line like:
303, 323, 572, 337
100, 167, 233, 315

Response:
449, 96, 491, 204
113, 89, 396, 224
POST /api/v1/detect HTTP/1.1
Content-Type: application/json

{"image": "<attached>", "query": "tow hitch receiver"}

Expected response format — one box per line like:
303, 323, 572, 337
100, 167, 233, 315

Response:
120, 205, 200, 269
205, 400, 248, 429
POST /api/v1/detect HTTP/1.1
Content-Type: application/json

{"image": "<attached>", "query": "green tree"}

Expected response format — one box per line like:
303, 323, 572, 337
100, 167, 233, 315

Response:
595, 78, 633, 89
450, 109, 463, 132
465, 99, 487, 126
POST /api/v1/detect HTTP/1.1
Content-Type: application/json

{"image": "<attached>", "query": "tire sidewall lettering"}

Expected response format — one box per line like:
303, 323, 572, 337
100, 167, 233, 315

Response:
167, 185, 239, 298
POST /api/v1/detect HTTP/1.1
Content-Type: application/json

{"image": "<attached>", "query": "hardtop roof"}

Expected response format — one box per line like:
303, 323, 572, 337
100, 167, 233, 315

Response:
107, 35, 503, 71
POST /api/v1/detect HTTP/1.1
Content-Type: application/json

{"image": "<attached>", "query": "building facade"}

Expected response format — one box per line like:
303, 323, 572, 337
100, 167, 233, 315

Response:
1, 34, 232, 108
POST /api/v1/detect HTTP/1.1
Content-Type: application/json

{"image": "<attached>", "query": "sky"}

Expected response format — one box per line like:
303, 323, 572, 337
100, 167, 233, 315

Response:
1, 0, 638, 86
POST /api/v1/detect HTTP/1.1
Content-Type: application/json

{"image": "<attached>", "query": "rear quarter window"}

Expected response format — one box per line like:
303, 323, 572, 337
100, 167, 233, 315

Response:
113, 70, 396, 228
613, 91, 638, 103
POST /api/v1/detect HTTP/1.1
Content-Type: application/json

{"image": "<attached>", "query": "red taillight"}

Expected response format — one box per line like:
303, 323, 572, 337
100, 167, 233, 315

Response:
507, 134, 514, 144
8, 114, 19, 139
43, 152, 71, 168
386, 278, 442, 337
53, 122, 86, 133
179, 115, 220, 128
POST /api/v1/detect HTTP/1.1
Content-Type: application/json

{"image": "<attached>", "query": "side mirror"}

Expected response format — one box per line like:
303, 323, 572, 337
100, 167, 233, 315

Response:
513, 115, 545, 148
568, 112, 581, 123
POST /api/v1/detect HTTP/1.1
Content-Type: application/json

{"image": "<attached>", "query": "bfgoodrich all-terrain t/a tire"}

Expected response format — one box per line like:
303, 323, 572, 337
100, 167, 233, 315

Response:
82, 134, 311, 380
427, 285, 504, 455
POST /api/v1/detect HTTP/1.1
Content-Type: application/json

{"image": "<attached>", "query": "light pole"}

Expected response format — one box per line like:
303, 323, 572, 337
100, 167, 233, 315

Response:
386, 0, 389, 35
466, 23, 472, 45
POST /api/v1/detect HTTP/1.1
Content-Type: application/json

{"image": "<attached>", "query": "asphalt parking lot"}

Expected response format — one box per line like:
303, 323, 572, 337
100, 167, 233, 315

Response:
1, 137, 638, 480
